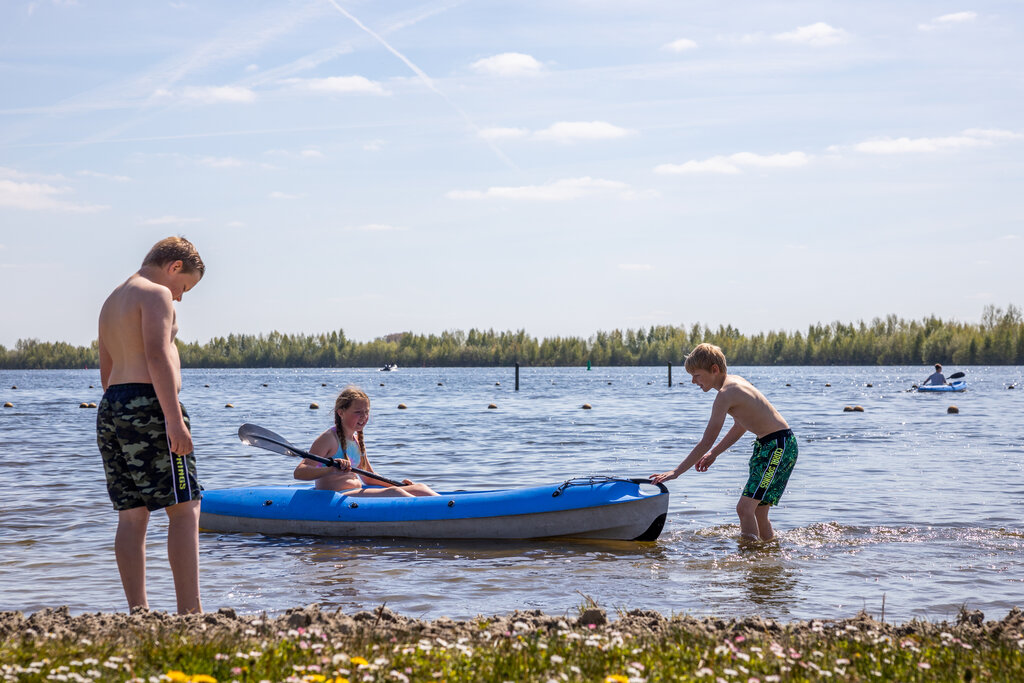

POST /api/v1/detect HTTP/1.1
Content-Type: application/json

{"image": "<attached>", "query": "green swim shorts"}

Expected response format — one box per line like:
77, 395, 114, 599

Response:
96, 383, 202, 511
741, 428, 798, 506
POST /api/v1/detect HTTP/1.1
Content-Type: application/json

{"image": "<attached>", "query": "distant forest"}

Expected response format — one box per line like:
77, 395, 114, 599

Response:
3, 305, 1024, 370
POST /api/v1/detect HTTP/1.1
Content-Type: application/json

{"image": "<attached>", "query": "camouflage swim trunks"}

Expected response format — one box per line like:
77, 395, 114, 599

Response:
96, 383, 201, 511
741, 428, 798, 507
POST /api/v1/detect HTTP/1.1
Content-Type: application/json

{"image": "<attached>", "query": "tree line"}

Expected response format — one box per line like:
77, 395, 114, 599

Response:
3, 305, 1023, 370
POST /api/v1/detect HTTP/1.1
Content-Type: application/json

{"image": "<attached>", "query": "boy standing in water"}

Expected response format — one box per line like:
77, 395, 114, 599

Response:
651, 343, 797, 542
96, 236, 205, 613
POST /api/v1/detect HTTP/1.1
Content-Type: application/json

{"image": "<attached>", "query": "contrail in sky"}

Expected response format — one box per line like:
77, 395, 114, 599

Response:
324, 0, 518, 169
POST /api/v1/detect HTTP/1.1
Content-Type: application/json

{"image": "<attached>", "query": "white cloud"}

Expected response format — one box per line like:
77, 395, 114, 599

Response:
470, 53, 543, 77
618, 263, 654, 271
730, 151, 810, 167
179, 85, 256, 103
655, 151, 810, 175
961, 128, 1023, 141
853, 136, 990, 154
447, 177, 651, 201
300, 149, 324, 158
0, 167, 67, 182
269, 191, 301, 200
919, 11, 977, 31
198, 156, 244, 168
226, 220, 245, 227
362, 140, 385, 151
533, 121, 635, 143
283, 76, 389, 95
773, 22, 849, 47
139, 215, 201, 226
77, 170, 132, 182
346, 223, 405, 231
478, 127, 530, 141
0, 179, 107, 213
663, 38, 698, 53
832, 128, 1021, 155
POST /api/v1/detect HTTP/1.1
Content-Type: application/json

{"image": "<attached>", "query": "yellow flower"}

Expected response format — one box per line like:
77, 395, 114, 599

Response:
190, 676, 218, 683
350, 657, 369, 666
329, 678, 350, 683
165, 672, 190, 683
604, 676, 629, 683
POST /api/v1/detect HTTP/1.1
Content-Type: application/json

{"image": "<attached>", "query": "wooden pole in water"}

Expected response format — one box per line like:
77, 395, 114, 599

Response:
668, 361, 672, 387
515, 362, 520, 391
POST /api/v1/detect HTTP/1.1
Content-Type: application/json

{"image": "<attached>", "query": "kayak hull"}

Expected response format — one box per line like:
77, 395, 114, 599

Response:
917, 380, 967, 393
200, 477, 669, 541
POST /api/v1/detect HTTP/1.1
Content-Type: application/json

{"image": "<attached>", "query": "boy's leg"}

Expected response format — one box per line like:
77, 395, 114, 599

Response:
166, 499, 202, 614
754, 503, 774, 541
735, 496, 762, 540
115, 506, 150, 610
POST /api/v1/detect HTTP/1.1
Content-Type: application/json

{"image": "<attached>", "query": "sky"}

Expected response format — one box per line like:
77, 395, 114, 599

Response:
1, 1, 1022, 348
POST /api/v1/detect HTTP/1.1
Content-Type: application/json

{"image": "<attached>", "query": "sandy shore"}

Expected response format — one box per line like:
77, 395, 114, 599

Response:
3, 604, 1022, 647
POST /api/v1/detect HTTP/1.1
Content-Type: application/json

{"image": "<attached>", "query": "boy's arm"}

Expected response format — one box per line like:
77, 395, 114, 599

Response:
140, 288, 192, 456
98, 332, 112, 391
650, 394, 730, 484
694, 421, 747, 471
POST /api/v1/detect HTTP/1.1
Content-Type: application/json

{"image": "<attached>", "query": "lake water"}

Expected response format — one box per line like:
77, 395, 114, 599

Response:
2, 366, 1022, 624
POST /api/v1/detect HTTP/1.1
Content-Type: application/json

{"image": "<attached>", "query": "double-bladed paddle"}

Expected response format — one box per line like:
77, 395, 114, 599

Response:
237, 422, 406, 487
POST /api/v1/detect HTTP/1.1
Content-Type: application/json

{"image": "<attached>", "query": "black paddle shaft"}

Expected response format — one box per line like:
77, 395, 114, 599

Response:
237, 423, 406, 487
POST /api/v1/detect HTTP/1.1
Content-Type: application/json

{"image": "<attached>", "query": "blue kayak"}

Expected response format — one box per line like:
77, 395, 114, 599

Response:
200, 476, 669, 541
917, 380, 967, 393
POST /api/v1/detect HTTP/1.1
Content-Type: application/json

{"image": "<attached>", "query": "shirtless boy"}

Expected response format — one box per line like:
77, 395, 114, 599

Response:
96, 236, 205, 613
651, 343, 798, 542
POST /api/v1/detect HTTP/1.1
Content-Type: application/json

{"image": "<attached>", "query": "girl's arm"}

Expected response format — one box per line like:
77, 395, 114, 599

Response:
293, 431, 345, 480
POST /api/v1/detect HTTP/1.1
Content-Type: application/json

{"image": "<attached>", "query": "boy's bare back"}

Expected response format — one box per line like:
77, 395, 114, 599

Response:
715, 374, 788, 439
99, 274, 181, 389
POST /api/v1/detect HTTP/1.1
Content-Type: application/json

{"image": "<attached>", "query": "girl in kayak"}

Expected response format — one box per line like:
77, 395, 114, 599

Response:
293, 386, 438, 496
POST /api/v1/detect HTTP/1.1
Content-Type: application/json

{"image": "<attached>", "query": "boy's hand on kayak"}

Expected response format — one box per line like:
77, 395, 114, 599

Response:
650, 469, 680, 485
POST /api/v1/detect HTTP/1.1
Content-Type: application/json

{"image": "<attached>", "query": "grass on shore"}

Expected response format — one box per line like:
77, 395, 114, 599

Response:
2, 608, 1023, 683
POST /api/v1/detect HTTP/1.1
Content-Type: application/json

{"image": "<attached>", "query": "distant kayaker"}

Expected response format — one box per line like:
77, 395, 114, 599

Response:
922, 363, 948, 386
294, 386, 438, 496
650, 343, 798, 543
96, 236, 205, 614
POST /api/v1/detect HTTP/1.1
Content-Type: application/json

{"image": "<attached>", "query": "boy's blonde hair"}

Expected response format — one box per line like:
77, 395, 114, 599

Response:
684, 343, 728, 373
142, 236, 205, 276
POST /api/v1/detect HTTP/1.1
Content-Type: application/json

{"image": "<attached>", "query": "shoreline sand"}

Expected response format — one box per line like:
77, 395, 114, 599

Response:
4, 604, 1023, 644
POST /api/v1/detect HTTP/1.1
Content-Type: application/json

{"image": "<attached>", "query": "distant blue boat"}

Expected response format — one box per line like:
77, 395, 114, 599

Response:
200, 476, 669, 541
917, 380, 967, 393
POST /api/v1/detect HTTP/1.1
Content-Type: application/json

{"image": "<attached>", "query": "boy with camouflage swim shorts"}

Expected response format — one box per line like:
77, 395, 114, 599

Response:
97, 236, 204, 613
651, 343, 797, 542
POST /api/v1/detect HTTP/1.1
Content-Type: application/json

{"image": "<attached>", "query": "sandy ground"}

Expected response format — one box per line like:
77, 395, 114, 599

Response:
2, 604, 1022, 647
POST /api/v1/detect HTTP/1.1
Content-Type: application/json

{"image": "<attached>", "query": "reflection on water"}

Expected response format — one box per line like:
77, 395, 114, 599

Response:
1, 366, 1023, 622
743, 554, 799, 612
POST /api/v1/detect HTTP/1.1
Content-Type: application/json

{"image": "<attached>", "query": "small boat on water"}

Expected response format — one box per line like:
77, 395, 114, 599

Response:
378, 363, 398, 371
916, 380, 967, 393
200, 476, 669, 541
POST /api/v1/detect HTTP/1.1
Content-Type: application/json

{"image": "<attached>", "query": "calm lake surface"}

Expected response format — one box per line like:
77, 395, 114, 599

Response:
2, 366, 1022, 623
